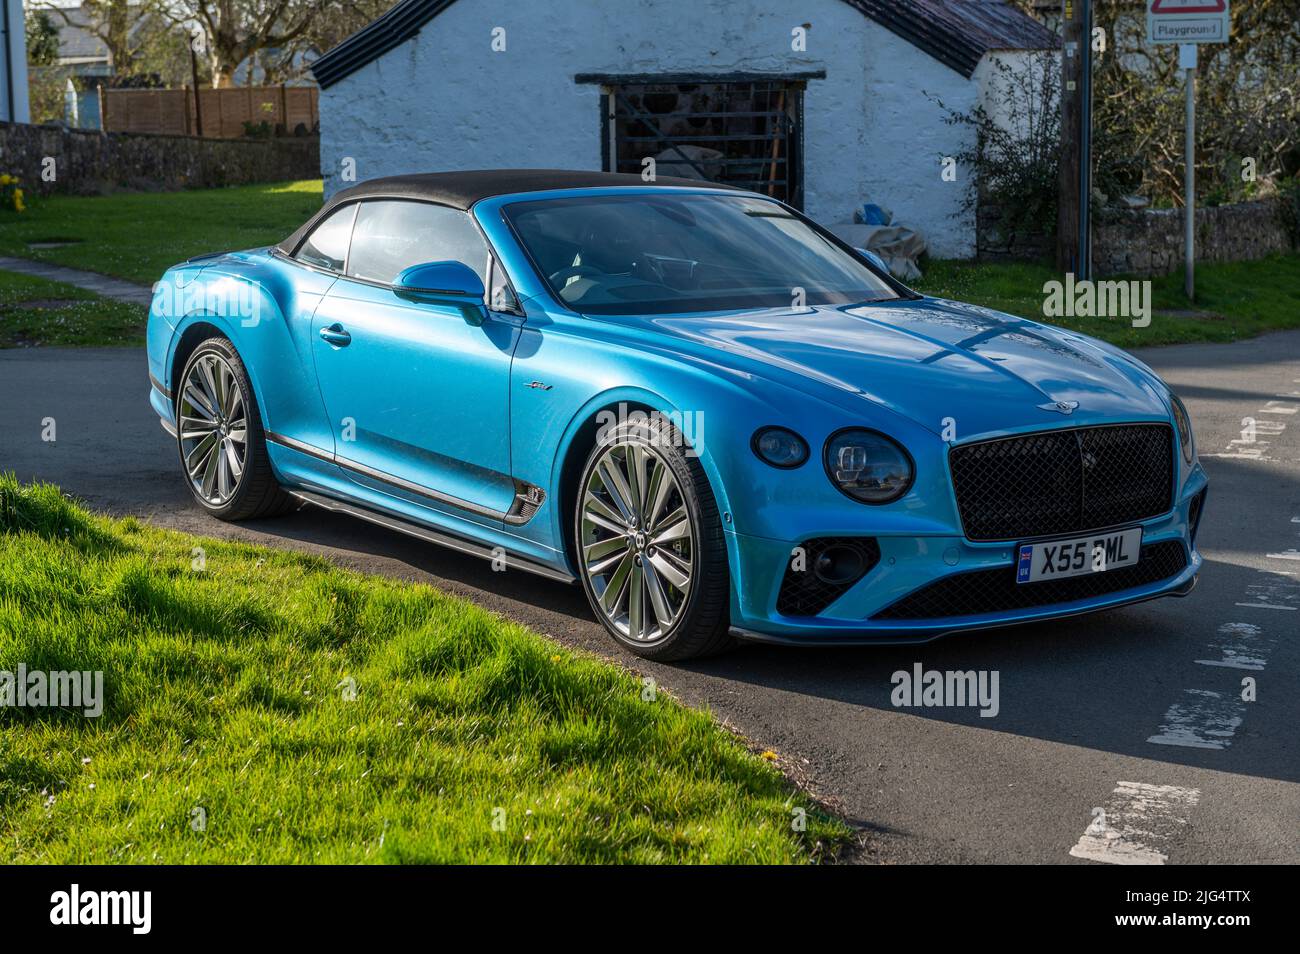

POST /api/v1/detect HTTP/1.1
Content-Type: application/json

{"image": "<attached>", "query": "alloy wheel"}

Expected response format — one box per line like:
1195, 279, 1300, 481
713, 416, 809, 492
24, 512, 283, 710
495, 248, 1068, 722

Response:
580, 440, 695, 641
178, 352, 248, 507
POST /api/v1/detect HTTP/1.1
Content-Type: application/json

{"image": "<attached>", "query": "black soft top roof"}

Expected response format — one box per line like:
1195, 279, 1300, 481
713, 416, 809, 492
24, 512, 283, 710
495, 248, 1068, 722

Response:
276, 169, 743, 254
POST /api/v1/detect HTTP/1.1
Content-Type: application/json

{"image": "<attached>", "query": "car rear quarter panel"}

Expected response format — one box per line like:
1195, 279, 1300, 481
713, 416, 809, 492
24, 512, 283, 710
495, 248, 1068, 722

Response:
151, 253, 338, 457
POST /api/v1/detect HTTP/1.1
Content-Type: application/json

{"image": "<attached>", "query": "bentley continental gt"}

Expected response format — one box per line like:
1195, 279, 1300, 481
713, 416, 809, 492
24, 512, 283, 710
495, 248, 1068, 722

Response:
146, 170, 1207, 660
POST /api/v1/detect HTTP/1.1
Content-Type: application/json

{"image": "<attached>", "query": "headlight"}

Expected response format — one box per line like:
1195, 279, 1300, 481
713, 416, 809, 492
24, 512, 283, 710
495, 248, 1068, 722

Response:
1170, 392, 1195, 464
824, 428, 914, 504
752, 426, 809, 468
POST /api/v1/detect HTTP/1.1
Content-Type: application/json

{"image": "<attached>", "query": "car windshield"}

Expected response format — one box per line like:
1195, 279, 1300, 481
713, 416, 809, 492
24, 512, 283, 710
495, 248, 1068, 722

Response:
502, 192, 902, 315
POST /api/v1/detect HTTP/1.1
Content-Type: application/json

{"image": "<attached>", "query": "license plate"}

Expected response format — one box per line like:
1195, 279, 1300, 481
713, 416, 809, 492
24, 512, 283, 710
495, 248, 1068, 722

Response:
1016, 527, 1143, 583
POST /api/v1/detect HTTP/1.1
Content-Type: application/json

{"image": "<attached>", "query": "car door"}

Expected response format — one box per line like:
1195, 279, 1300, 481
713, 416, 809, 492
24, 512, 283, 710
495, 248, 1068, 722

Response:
310, 199, 523, 524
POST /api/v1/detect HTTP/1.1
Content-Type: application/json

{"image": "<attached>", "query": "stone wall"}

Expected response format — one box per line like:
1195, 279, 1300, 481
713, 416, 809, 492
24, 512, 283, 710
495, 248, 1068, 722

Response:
1093, 199, 1292, 277
0, 121, 319, 196
977, 196, 1293, 274
976, 196, 1054, 262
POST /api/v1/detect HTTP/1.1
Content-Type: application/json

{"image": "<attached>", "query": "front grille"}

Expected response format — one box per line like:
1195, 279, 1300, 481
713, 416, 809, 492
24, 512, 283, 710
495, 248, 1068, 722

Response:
776, 537, 881, 617
872, 540, 1188, 621
949, 424, 1174, 541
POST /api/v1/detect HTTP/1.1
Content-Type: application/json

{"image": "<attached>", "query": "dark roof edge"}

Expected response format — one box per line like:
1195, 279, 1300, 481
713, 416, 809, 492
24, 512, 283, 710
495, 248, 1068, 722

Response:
311, 0, 1059, 89
312, 0, 453, 89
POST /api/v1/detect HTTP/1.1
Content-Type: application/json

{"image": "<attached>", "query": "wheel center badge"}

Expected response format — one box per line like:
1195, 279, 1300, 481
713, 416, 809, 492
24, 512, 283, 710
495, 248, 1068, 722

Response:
634, 531, 647, 550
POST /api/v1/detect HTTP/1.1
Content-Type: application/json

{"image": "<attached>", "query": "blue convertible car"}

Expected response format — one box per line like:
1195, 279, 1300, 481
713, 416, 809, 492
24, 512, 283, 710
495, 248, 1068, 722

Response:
146, 170, 1206, 659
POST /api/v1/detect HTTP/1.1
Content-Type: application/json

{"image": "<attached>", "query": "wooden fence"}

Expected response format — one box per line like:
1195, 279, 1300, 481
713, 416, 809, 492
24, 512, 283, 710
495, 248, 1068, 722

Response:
100, 85, 319, 139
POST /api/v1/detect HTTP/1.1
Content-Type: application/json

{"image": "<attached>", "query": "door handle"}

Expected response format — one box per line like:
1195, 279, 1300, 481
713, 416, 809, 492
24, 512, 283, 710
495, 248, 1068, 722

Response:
319, 323, 351, 347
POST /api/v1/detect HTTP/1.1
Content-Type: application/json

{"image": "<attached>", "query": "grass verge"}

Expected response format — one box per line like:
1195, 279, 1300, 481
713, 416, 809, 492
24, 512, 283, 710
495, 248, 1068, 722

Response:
0, 270, 146, 348
0, 181, 322, 284
4, 180, 1297, 349
913, 254, 1300, 347
0, 475, 848, 863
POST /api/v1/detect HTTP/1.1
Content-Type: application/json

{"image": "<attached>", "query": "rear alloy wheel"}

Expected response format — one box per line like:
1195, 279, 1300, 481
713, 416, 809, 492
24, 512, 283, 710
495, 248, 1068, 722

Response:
179, 350, 248, 507
575, 416, 732, 660
176, 337, 294, 521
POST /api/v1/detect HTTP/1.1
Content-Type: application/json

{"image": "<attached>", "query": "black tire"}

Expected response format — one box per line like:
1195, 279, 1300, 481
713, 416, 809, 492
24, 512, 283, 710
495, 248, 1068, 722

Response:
175, 336, 296, 521
574, 413, 733, 661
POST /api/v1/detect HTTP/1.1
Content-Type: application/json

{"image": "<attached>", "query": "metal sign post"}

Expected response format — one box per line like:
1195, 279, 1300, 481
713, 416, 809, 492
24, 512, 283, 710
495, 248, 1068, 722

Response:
1147, 0, 1230, 302
1181, 44, 1196, 299
1079, 0, 1093, 283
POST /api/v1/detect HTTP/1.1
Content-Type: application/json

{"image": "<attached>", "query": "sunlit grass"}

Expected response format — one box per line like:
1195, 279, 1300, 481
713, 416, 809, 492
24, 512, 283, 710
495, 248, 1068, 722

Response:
914, 254, 1300, 347
0, 475, 848, 864
0, 180, 323, 284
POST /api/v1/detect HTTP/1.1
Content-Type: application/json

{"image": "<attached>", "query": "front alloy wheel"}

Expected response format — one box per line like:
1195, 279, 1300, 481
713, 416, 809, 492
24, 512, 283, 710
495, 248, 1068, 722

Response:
581, 441, 694, 641
575, 416, 732, 660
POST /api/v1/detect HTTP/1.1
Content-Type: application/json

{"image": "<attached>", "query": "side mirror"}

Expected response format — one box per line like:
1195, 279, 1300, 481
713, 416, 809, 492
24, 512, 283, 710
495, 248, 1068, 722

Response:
393, 261, 487, 323
857, 248, 889, 274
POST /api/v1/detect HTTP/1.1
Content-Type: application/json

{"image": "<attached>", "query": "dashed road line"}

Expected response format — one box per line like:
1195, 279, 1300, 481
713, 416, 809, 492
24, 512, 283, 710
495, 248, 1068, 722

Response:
1195, 622, 1272, 670
1147, 689, 1246, 749
1235, 571, 1300, 611
1069, 782, 1201, 865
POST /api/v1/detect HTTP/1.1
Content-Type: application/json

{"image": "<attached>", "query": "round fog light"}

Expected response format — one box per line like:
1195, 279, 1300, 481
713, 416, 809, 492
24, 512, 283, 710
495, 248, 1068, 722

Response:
752, 426, 809, 468
814, 546, 866, 585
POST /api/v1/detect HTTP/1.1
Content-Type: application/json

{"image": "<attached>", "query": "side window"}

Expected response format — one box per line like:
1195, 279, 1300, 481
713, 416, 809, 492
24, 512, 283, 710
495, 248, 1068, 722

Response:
346, 200, 489, 286
295, 204, 356, 271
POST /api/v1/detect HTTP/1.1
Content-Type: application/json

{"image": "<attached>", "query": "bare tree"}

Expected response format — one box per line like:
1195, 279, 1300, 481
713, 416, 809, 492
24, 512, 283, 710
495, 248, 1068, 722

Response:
163, 0, 331, 87
34, 0, 152, 77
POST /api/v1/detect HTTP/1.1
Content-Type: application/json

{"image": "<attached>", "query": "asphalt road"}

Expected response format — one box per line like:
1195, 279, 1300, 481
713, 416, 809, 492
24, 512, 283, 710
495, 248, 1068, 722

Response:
2, 332, 1298, 864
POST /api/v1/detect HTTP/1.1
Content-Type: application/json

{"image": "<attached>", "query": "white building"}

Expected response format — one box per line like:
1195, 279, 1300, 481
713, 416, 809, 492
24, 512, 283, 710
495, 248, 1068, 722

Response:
311, 0, 1056, 259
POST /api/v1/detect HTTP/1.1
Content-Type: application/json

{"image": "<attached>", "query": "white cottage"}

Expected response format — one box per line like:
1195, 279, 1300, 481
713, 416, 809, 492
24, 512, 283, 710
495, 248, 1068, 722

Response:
311, 0, 1056, 259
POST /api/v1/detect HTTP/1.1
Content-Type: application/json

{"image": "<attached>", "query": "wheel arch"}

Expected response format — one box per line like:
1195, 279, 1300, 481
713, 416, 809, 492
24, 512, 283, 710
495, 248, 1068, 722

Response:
551, 387, 735, 577
167, 314, 274, 432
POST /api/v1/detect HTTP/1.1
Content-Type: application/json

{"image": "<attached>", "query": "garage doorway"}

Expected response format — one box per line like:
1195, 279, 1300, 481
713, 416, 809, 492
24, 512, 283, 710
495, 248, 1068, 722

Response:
597, 77, 807, 209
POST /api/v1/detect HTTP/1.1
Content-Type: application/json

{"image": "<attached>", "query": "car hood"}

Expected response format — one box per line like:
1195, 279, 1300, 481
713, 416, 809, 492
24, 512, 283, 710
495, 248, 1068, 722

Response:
627, 297, 1170, 438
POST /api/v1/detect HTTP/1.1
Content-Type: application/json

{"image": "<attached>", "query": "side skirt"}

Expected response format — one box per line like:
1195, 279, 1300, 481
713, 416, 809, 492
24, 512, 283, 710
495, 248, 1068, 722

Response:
289, 488, 576, 585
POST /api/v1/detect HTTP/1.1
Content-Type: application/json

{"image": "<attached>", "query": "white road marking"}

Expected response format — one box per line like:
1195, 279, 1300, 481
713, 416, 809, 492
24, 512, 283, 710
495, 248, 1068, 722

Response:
1235, 602, 1296, 611
1258, 402, 1297, 415
1069, 782, 1201, 865
1147, 690, 1245, 749
1266, 550, 1300, 561
1196, 622, 1270, 670
1235, 576, 1300, 610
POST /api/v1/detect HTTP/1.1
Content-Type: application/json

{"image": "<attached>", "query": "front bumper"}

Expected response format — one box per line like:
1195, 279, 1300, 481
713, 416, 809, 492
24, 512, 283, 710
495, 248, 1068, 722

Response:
726, 475, 1207, 645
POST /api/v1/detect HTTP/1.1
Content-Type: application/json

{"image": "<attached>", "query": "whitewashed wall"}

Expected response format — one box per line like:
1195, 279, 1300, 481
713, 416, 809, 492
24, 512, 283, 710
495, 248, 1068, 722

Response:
319, 0, 984, 258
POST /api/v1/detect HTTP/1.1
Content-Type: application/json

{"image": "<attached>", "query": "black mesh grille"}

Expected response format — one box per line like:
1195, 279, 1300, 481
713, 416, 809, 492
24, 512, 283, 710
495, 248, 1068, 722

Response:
949, 424, 1174, 541
872, 540, 1188, 621
777, 537, 881, 617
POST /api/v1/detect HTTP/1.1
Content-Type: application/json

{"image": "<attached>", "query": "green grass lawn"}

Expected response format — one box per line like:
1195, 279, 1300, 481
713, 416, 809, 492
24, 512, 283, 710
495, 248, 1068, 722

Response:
2, 179, 1297, 349
0, 270, 146, 348
913, 254, 1300, 347
0, 476, 847, 864
0, 180, 322, 285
